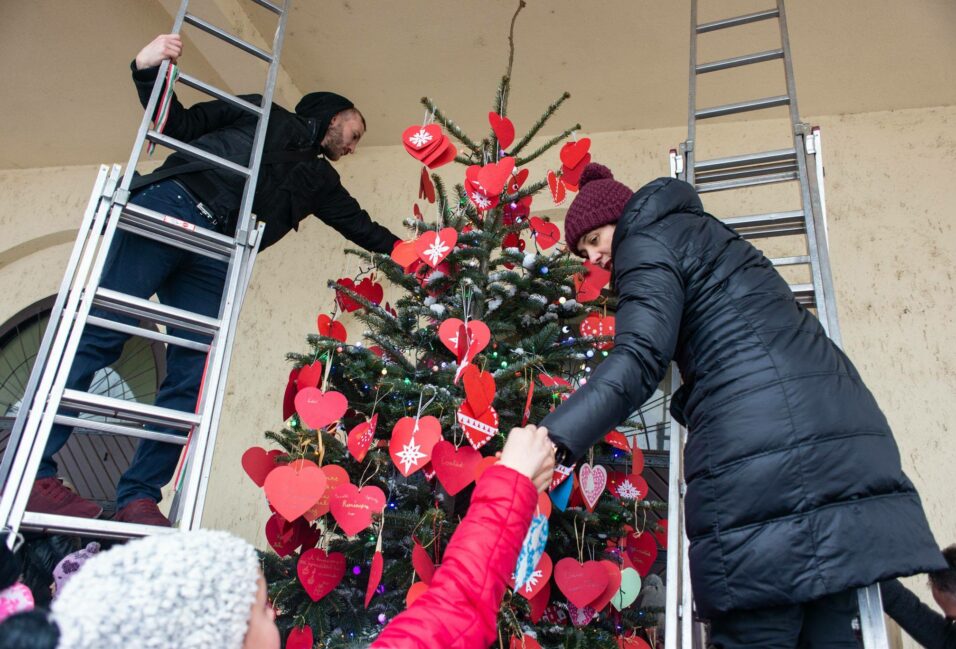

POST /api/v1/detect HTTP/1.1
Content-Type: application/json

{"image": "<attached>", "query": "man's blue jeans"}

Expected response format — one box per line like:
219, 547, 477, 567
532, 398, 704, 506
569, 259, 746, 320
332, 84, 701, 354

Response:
37, 180, 228, 508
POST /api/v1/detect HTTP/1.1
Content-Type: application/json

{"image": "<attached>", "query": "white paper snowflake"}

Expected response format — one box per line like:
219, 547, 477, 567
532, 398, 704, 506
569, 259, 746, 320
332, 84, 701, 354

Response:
408, 128, 434, 148
523, 568, 544, 594
395, 437, 427, 473
470, 191, 492, 210
616, 478, 642, 500
423, 237, 451, 265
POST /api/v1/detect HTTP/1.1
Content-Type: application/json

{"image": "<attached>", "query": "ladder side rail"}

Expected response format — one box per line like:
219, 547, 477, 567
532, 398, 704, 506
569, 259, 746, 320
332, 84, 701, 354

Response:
0, 166, 117, 528
664, 368, 685, 649
684, 0, 699, 187
0, 188, 128, 535
174, 2, 291, 528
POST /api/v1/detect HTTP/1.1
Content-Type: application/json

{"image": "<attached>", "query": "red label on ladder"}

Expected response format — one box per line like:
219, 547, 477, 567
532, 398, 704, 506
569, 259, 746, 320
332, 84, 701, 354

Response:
162, 215, 196, 232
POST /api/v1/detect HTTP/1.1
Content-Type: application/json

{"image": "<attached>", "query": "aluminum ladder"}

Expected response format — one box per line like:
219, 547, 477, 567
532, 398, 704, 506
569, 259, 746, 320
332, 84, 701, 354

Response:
0, 0, 290, 542
664, 1, 889, 647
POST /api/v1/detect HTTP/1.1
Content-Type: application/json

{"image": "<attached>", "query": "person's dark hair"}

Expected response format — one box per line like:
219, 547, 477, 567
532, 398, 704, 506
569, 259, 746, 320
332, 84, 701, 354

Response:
341, 106, 366, 132
929, 544, 956, 594
0, 610, 60, 649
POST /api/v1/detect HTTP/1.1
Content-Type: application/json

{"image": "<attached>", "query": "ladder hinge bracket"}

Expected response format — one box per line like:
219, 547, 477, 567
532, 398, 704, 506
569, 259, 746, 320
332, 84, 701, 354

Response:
680, 139, 694, 154
112, 188, 131, 206
794, 122, 811, 136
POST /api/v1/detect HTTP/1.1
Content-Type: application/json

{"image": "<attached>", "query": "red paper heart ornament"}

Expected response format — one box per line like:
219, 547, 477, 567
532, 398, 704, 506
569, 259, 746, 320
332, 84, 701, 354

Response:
287, 627, 313, 649
511, 551, 553, 600
589, 560, 623, 611
438, 319, 491, 360
560, 138, 592, 169
365, 550, 383, 608
529, 580, 551, 623
297, 548, 345, 601
415, 228, 458, 268
618, 636, 652, 649
303, 464, 350, 521
477, 157, 516, 196
547, 170, 567, 205
241, 446, 280, 487
580, 313, 616, 350
529, 216, 561, 249
419, 166, 436, 203
296, 360, 324, 391
583, 260, 612, 289
457, 402, 499, 450
574, 272, 603, 303
355, 276, 384, 306
402, 124, 443, 156
488, 112, 516, 149
510, 635, 543, 649
654, 519, 669, 549
431, 440, 481, 496
329, 483, 385, 536
389, 416, 442, 477
406, 581, 429, 608
295, 388, 347, 430
554, 558, 609, 608
334, 278, 362, 313
474, 455, 498, 482
561, 152, 592, 187
283, 368, 299, 420
347, 414, 378, 462
316, 314, 347, 342
604, 430, 629, 451
264, 459, 327, 522
625, 531, 659, 577
412, 538, 436, 584
265, 513, 300, 557
567, 601, 599, 627
631, 441, 645, 475
579, 463, 608, 512
462, 365, 496, 415
391, 240, 420, 269
509, 168, 530, 193
614, 474, 648, 501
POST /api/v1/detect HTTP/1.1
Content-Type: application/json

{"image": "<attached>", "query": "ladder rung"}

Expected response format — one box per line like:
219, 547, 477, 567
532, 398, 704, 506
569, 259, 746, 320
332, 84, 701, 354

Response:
60, 389, 201, 430
176, 73, 263, 116
119, 202, 235, 262
696, 49, 784, 74
696, 95, 790, 120
184, 13, 274, 62
696, 161, 798, 184
721, 210, 806, 239
93, 288, 221, 337
789, 283, 815, 307
54, 415, 188, 445
249, 0, 283, 14
696, 148, 797, 172
145, 131, 251, 177
771, 255, 810, 267
697, 8, 780, 33
87, 315, 211, 353
21, 511, 173, 539
696, 171, 799, 193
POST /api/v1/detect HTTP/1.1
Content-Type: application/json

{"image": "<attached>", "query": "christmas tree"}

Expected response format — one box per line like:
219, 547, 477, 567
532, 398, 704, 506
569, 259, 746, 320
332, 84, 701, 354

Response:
247, 4, 668, 647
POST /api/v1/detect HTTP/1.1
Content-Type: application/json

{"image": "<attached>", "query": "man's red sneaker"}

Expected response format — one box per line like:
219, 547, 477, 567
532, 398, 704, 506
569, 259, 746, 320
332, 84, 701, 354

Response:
27, 477, 103, 519
113, 498, 172, 527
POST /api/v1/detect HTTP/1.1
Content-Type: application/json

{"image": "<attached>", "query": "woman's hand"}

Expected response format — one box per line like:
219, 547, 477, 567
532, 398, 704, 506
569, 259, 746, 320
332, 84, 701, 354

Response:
498, 425, 556, 492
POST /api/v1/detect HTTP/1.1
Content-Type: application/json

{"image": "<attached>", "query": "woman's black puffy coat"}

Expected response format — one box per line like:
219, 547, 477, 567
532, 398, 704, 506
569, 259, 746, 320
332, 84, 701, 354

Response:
542, 177, 944, 616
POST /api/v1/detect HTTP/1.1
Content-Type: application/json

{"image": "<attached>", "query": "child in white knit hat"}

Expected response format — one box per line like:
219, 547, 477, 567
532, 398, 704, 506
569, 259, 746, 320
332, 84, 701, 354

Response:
50, 530, 277, 649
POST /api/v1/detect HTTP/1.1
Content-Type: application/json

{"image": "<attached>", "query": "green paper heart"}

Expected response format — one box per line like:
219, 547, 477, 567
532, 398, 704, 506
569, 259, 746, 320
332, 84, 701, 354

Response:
610, 567, 641, 611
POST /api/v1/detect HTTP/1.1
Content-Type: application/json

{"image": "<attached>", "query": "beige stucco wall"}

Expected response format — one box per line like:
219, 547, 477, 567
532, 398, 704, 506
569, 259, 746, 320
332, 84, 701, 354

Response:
1, 104, 953, 645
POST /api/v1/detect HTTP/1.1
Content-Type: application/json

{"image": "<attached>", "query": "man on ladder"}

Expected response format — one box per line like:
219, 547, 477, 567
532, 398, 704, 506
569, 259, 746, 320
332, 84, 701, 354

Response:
26, 33, 400, 527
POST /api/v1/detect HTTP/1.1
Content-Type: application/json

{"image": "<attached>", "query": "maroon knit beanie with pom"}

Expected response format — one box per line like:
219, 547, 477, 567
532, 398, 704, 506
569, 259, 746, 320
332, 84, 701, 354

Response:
563, 163, 634, 256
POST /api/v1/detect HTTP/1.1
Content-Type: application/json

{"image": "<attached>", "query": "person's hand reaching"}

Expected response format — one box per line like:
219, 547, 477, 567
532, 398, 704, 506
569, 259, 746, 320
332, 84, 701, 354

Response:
498, 425, 556, 492
135, 34, 183, 70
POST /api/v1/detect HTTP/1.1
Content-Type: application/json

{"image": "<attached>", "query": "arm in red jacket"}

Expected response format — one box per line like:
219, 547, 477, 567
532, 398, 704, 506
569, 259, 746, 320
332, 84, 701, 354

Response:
370, 464, 537, 649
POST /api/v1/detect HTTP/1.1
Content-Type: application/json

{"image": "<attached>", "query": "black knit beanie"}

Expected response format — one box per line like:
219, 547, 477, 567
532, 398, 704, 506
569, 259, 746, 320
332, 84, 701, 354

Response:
295, 92, 355, 142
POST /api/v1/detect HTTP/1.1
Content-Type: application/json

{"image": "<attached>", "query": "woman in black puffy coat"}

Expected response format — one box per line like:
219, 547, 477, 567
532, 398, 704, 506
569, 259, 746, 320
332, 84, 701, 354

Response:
540, 163, 945, 647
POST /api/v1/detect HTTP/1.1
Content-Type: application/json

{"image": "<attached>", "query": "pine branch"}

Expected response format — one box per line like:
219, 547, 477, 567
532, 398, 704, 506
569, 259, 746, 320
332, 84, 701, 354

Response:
421, 97, 482, 154
515, 123, 582, 166
510, 91, 571, 156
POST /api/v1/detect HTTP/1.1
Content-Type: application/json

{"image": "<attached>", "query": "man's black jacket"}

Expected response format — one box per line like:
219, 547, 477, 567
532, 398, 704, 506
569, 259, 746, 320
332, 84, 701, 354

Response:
132, 64, 399, 252
541, 177, 945, 616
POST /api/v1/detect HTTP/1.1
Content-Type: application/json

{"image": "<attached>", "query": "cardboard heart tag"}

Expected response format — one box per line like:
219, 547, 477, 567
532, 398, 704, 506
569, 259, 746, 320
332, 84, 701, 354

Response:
610, 567, 642, 611
431, 440, 481, 496
296, 360, 324, 391
529, 216, 561, 249
547, 170, 566, 205
264, 459, 327, 522
405, 581, 429, 608
287, 626, 313, 649
402, 124, 443, 155
625, 531, 659, 577
488, 112, 515, 149
512, 514, 549, 593
329, 483, 385, 536
316, 314, 347, 342
294, 388, 347, 430
614, 474, 648, 501
580, 313, 616, 350
529, 580, 551, 623
578, 463, 608, 512
303, 464, 350, 521
415, 228, 458, 268
456, 402, 499, 450
297, 548, 345, 601
554, 558, 609, 608
477, 157, 516, 196
589, 560, 623, 611
438, 319, 491, 360
241, 446, 281, 487
462, 365, 496, 415
347, 414, 378, 462
365, 550, 383, 608
412, 538, 436, 584
567, 601, 598, 627
560, 138, 591, 168
389, 415, 442, 477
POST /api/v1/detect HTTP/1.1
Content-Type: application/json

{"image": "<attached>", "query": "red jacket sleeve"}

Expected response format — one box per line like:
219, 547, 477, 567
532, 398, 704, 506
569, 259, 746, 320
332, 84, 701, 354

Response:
370, 465, 537, 649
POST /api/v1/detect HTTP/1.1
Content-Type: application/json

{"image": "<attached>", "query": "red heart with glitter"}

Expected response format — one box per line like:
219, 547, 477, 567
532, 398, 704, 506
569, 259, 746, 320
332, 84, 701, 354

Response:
287, 627, 313, 649
303, 464, 350, 521
477, 157, 516, 196
431, 440, 482, 496
241, 446, 282, 487
547, 170, 566, 205
580, 313, 615, 350
488, 112, 515, 149
462, 365, 496, 416
296, 360, 324, 391
330, 483, 386, 536
297, 548, 345, 601
264, 459, 327, 522
415, 228, 458, 268
554, 558, 609, 608
402, 124, 443, 156
423, 137, 458, 169
438, 319, 491, 360
560, 138, 591, 169
347, 414, 378, 462
457, 402, 499, 450
625, 530, 659, 577
562, 152, 592, 187
510, 551, 553, 600
316, 314, 347, 342
294, 388, 347, 430
389, 416, 442, 477
412, 538, 436, 584
529, 216, 560, 249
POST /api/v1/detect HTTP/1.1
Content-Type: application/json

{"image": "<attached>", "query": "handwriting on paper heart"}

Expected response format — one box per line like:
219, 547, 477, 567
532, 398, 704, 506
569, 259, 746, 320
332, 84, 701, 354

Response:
294, 387, 347, 430
303, 464, 350, 522
347, 414, 378, 462
297, 548, 345, 601
329, 483, 386, 536
625, 531, 659, 577
264, 459, 327, 522
554, 558, 609, 608
431, 441, 482, 496
389, 416, 442, 477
